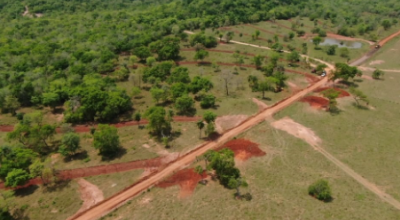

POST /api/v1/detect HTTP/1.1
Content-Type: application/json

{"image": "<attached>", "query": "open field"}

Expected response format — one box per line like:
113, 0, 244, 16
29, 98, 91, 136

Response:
100, 119, 400, 220
366, 36, 400, 69
274, 70, 400, 201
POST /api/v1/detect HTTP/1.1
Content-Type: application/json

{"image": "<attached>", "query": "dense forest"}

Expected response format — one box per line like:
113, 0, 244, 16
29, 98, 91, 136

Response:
0, 0, 398, 123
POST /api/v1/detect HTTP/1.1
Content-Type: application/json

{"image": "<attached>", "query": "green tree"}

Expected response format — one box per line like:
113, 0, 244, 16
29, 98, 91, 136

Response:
269, 72, 288, 92
339, 47, 350, 58
253, 55, 265, 69
146, 56, 156, 67
326, 45, 337, 55
258, 79, 273, 99
42, 92, 60, 110
287, 51, 300, 63
175, 95, 194, 115
225, 31, 234, 43
144, 106, 172, 137
382, 19, 392, 30
372, 69, 385, 79
332, 63, 360, 81
308, 179, 332, 202
134, 112, 141, 127
254, 30, 260, 39
190, 76, 213, 94
59, 133, 81, 157
206, 149, 241, 188
322, 89, 340, 113
200, 94, 216, 108
2, 95, 20, 115
194, 49, 209, 63
93, 124, 121, 158
196, 120, 205, 139
203, 111, 217, 123
5, 169, 30, 187
150, 87, 166, 103
312, 36, 322, 48
7, 112, 56, 154
29, 159, 44, 179
133, 46, 151, 61
167, 67, 191, 84
349, 87, 369, 107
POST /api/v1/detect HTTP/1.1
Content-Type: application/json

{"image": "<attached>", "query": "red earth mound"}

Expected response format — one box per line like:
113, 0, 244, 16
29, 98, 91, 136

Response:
315, 87, 350, 98
216, 139, 266, 161
157, 168, 207, 198
300, 96, 329, 109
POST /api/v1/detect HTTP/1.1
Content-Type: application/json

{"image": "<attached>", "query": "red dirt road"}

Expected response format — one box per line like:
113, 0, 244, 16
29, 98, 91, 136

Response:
300, 96, 329, 109
0, 116, 201, 133
0, 155, 175, 190
71, 66, 330, 220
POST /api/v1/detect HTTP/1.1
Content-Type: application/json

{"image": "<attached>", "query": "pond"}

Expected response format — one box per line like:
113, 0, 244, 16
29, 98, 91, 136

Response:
312, 38, 363, 49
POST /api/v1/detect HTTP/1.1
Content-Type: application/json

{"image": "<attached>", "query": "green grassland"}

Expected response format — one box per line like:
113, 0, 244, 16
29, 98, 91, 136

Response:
366, 36, 400, 69
101, 119, 400, 220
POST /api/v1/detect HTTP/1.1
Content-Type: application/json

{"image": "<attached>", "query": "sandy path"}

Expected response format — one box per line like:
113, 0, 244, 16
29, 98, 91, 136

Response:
273, 117, 400, 211
358, 66, 400, 73
68, 179, 104, 220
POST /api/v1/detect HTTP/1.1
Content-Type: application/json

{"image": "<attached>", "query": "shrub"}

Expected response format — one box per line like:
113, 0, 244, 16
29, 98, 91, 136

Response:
308, 179, 332, 202
200, 94, 216, 108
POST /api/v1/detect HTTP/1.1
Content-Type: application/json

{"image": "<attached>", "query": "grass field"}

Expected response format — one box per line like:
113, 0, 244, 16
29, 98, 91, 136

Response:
101, 119, 400, 220
366, 36, 400, 69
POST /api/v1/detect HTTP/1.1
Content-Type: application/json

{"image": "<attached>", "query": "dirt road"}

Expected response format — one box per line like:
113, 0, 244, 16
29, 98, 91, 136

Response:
314, 144, 400, 210
72, 30, 400, 219
71, 71, 330, 220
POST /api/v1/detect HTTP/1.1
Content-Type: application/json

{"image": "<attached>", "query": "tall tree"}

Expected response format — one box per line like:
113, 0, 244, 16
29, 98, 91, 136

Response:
93, 124, 121, 158
196, 120, 205, 139
322, 89, 340, 113
194, 49, 209, 63
58, 132, 81, 157
144, 106, 172, 137
253, 55, 265, 69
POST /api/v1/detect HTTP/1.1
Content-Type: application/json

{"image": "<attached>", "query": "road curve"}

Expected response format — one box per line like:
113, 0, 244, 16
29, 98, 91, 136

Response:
72, 67, 329, 220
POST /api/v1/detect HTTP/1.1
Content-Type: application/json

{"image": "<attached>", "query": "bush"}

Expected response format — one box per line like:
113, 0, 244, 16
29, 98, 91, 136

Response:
200, 94, 216, 108
308, 179, 332, 202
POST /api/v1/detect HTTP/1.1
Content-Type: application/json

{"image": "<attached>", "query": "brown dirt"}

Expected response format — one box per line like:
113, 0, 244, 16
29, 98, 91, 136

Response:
299, 96, 329, 109
271, 117, 321, 147
369, 60, 385, 65
361, 75, 374, 80
315, 87, 350, 98
157, 168, 207, 198
216, 139, 266, 161
0, 116, 201, 133
68, 179, 104, 220
0, 155, 178, 190
215, 115, 248, 133
252, 98, 269, 112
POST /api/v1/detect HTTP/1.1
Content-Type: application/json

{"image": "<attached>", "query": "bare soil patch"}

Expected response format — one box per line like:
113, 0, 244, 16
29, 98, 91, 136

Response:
271, 117, 321, 147
216, 139, 266, 161
157, 168, 207, 198
252, 98, 268, 112
299, 96, 329, 109
215, 115, 248, 133
369, 60, 385, 66
315, 87, 350, 98
68, 179, 104, 220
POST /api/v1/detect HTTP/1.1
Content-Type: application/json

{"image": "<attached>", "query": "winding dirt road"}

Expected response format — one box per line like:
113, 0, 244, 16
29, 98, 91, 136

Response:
71, 30, 400, 220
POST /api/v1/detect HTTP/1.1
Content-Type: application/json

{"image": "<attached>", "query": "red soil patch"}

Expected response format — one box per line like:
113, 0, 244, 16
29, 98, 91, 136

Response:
157, 168, 207, 198
315, 87, 350, 98
0, 155, 178, 190
216, 139, 266, 161
300, 96, 329, 109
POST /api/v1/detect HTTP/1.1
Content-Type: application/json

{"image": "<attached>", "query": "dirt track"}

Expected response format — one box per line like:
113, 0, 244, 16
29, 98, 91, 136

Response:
71, 59, 331, 220
72, 30, 400, 219
0, 116, 200, 133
